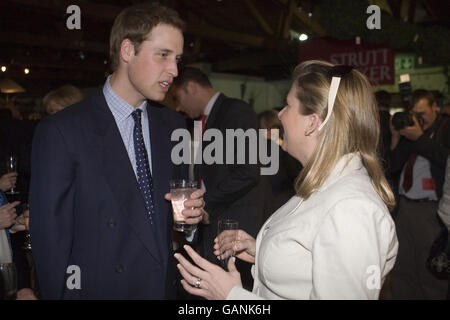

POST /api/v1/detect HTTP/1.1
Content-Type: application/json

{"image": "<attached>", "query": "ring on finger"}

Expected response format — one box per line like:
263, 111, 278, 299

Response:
195, 278, 201, 288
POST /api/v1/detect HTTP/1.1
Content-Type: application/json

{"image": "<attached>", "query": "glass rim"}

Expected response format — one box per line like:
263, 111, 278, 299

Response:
218, 219, 239, 226
169, 179, 197, 189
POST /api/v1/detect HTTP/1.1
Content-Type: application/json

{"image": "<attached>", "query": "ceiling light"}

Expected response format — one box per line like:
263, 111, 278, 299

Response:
299, 34, 308, 41
1, 66, 6, 72
24, 68, 30, 74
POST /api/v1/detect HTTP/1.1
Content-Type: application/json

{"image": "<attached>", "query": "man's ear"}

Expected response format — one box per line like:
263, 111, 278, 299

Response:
186, 81, 197, 95
305, 114, 322, 136
120, 39, 135, 63
431, 102, 438, 113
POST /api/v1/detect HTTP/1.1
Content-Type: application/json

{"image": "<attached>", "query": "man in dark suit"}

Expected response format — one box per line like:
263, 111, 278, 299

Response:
29, 4, 206, 299
171, 67, 272, 289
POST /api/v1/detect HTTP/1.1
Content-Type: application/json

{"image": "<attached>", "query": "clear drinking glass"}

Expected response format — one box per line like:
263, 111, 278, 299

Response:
217, 219, 239, 270
5, 155, 19, 195
0, 263, 18, 300
169, 179, 197, 232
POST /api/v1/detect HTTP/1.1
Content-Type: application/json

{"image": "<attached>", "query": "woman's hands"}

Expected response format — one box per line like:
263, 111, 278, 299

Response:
0, 172, 17, 192
214, 229, 256, 264
0, 201, 20, 229
174, 245, 242, 300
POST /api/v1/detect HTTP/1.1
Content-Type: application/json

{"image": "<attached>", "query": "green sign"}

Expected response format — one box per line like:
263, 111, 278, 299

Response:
395, 55, 415, 71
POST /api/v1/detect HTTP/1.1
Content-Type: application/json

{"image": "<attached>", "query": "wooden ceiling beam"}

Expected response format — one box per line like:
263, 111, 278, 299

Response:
243, 0, 275, 35
277, 0, 326, 36
187, 22, 265, 48
282, 0, 296, 39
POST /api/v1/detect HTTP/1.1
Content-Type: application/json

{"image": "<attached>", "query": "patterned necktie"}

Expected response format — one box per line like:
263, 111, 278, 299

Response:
132, 109, 156, 225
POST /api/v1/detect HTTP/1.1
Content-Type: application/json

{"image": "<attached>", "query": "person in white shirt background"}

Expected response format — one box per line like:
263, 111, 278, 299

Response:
174, 60, 399, 300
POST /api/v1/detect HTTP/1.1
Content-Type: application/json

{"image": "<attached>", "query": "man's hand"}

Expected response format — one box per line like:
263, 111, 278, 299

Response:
398, 115, 424, 141
165, 189, 208, 225
0, 172, 18, 192
16, 288, 38, 300
0, 201, 19, 229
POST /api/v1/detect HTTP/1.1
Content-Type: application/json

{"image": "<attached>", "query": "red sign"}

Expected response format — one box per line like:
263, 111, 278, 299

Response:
298, 38, 395, 85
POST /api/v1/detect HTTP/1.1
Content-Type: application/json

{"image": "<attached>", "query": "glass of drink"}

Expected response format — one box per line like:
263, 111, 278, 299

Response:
169, 179, 197, 232
5, 155, 19, 195
0, 263, 18, 300
19, 203, 32, 250
217, 219, 239, 271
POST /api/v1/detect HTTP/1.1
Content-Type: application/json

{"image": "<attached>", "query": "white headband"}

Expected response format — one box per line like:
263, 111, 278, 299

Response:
318, 76, 341, 132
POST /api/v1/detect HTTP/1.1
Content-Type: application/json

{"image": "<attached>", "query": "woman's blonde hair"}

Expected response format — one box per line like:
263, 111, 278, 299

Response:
293, 60, 395, 211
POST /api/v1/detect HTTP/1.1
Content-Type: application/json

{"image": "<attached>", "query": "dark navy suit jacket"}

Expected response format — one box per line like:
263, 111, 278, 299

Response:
29, 90, 187, 299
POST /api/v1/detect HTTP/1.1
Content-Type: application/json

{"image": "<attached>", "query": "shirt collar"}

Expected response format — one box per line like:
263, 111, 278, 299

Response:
203, 92, 221, 118
103, 75, 147, 122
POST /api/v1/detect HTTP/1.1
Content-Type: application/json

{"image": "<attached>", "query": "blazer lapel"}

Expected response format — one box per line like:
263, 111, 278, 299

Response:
89, 92, 162, 264
147, 103, 171, 262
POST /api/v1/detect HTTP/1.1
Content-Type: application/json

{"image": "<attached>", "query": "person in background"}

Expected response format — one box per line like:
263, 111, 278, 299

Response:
258, 109, 302, 211
42, 84, 84, 116
171, 67, 273, 290
174, 60, 398, 300
389, 89, 450, 299
0, 178, 37, 299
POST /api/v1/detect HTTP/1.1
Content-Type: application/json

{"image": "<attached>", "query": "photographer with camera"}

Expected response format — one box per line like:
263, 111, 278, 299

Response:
390, 89, 450, 299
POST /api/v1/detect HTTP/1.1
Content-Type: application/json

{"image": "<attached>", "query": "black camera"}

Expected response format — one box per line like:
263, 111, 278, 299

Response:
392, 111, 424, 131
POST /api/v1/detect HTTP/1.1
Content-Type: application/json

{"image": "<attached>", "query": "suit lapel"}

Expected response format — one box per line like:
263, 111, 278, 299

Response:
147, 102, 171, 263
89, 92, 162, 264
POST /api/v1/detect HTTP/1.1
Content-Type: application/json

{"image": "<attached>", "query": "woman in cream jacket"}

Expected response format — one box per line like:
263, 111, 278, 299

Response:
174, 60, 399, 300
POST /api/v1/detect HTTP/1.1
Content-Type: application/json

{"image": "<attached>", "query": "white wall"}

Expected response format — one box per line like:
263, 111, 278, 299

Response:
209, 72, 291, 113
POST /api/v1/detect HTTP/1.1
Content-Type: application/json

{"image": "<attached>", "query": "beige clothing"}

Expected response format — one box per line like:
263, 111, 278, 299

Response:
0, 229, 12, 263
227, 153, 398, 300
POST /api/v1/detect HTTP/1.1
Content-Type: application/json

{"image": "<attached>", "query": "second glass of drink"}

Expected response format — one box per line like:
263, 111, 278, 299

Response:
217, 219, 239, 270
169, 179, 197, 232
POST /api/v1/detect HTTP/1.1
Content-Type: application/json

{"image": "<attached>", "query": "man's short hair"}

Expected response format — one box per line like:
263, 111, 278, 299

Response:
109, 4, 185, 72
173, 67, 212, 89
413, 89, 436, 107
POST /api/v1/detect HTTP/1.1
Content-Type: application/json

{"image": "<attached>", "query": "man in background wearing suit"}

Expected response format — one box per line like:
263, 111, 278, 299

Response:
171, 67, 272, 289
29, 4, 206, 299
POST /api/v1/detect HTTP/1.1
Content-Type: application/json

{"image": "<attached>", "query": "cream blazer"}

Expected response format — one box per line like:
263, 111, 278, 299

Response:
227, 153, 398, 300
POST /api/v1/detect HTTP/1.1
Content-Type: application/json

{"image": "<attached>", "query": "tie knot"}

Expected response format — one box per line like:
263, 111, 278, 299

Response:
132, 109, 143, 123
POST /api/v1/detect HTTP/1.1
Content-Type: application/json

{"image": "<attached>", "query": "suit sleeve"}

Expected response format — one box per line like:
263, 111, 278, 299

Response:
29, 119, 76, 299
414, 129, 450, 169
310, 198, 398, 300
204, 102, 260, 206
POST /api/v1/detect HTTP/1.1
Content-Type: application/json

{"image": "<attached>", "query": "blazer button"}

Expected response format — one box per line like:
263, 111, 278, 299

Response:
115, 265, 124, 273
108, 219, 117, 228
